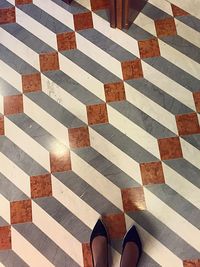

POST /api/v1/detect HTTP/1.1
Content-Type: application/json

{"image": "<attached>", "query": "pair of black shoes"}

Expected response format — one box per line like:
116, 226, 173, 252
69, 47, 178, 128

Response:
90, 219, 142, 267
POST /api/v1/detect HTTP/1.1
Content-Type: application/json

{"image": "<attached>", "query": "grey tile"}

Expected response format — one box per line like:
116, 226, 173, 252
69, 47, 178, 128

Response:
14, 223, 79, 267
44, 70, 103, 105
91, 123, 158, 163
128, 210, 200, 259
0, 44, 37, 75
0, 172, 28, 201
61, 50, 121, 84
0, 250, 28, 267
34, 197, 91, 242
94, 9, 110, 22
0, 0, 13, 8
182, 134, 200, 150
26, 91, 86, 128
51, 0, 88, 14
123, 24, 154, 41
2, 23, 54, 54
142, 2, 172, 20
146, 184, 200, 229
0, 77, 20, 96
144, 57, 200, 92
138, 252, 161, 267
0, 216, 9, 227
79, 29, 137, 61
74, 147, 140, 188
177, 15, 200, 33
109, 100, 176, 138
0, 136, 47, 176
127, 78, 193, 115
18, 4, 72, 33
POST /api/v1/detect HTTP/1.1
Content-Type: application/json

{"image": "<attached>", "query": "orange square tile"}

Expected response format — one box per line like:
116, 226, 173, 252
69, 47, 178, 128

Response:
138, 38, 160, 59
30, 173, 52, 198
183, 259, 200, 267
22, 73, 42, 93
193, 92, 200, 113
15, 0, 32, 4
4, 95, 23, 115
121, 187, 146, 212
82, 243, 93, 267
10, 199, 32, 224
104, 81, 126, 102
0, 7, 16, 25
158, 137, 183, 160
121, 59, 143, 80
50, 150, 71, 172
171, 4, 189, 16
39, 52, 59, 72
87, 103, 108, 125
57, 32, 77, 51
155, 18, 177, 37
0, 226, 11, 250
140, 161, 165, 185
90, 0, 110, 11
102, 213, 126, 239
0, 116, 4, 135
68, 126, 90, 148
176, 113, 200, 136
74, 12, 93, 31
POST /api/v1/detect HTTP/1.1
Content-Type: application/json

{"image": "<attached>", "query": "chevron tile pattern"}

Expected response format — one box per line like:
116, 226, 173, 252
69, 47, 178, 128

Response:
0, 0, 200, 266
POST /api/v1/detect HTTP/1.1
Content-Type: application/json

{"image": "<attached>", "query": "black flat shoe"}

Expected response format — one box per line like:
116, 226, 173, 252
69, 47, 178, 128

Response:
90, 219, 109, 267
121, 225, 142, 266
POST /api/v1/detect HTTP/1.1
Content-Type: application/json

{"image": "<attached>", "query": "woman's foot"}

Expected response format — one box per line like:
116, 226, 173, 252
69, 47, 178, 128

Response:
90, 219, 108, 267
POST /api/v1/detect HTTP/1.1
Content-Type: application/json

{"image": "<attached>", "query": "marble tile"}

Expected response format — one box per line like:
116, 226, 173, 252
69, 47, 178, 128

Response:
15, 0, 33, 4
10, 199, 32, 224
140, 161, 165, 185
39, 52, 60, 72
104, 81, 126, 102
57, 32, 77, 51
0, 7, 16, 25
155, 18, 177, 37
90, 0, 109, 11
73, 12, 93, 31
50, 150, 71, 172
171, 4, 189, 17
0, 116, 4, 135
0, 226, 11, 250
82, 243, 93, 267
121, 59, 143, 80
87, 103, 108, 125
193, 92, 200, 113
121, 187, 146, 212
68, 126, 90, 148
102, 213, 126, 239
176, 113, 200, 136
138, 38, 160, 59
183, 259, 200, 267
4, 95, 23, 115
158, 137, 183, 160
30, 174, 52, 198
22, 73, 42, 93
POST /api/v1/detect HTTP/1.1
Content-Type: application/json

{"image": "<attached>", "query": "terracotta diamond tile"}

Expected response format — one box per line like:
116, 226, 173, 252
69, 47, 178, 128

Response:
0, 116, 4, 135
155, 18, 177, 37
15, 0, 32, 4
74, 12, 93, 31
121, 187, 146, 212
140, 161, 165, 185
171, 4, 189, 17
183, 259, 200, 267
87, 103, 108, 125
4, 95, 23, 115
138, 38, 161, 59
30, 173, 52, 198
90, 0, 110, 11
39, 52, 59, 72
121, 59, 143, 80
22, 73, 42, 93
50, 150, 71, 173
193, 92, 200, 113
176, 113, 200, 136
68, 126, 90, 148
104, 81, 126, 102
102, 213, 126, 239
158, 137, 183, 160
57, 32, 77, 51
10, 199, 32, 224
82, 243, 93, 267
0, 7, 16, 25
0, 226, 11, 250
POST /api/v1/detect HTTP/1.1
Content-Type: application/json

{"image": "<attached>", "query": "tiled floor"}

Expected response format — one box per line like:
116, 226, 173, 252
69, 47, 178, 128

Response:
0, 0, 200, 266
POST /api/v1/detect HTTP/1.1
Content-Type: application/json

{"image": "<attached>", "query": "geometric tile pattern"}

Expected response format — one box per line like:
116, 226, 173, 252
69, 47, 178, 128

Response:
0, 0, 200, 266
